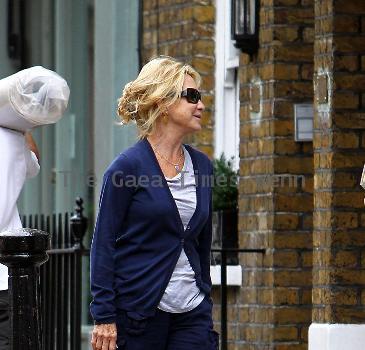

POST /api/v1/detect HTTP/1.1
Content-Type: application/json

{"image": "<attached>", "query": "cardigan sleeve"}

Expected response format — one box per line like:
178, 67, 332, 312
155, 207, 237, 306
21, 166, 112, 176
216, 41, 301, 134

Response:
90, 154, 135, 324
197, 160, 213, 290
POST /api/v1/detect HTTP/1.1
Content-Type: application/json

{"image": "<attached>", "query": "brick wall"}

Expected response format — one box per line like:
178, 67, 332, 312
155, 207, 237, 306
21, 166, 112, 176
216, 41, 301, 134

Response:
312, 0, 365, 324
142, 0, 215, 157
272, 0, 314, 347
238, 0, 314, 348
141, 0, 365, 348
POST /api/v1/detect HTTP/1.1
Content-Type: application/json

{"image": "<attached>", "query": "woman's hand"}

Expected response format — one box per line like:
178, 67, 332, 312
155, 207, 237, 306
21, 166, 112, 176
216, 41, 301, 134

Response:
91, 323, 117, 350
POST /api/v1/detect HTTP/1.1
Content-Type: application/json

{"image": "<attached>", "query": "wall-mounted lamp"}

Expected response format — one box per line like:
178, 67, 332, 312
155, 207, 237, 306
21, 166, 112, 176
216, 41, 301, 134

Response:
231, 0, 260, 54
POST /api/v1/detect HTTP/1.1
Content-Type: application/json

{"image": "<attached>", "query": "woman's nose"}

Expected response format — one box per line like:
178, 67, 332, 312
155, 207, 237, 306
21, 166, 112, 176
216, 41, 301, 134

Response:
197, 99, 205, 111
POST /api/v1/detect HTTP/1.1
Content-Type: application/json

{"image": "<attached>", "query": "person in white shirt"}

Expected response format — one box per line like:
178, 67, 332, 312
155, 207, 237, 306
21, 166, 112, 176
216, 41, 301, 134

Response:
0, 127, 40, 349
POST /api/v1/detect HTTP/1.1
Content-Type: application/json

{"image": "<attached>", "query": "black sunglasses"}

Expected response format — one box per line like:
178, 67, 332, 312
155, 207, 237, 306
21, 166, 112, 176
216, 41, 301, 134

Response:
181, 88, 201, 104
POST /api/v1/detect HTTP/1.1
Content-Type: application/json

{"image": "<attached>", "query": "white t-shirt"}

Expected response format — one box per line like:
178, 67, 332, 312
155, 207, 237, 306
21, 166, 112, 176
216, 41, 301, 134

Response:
0, 127, 40, 290
158, 146, 205, 313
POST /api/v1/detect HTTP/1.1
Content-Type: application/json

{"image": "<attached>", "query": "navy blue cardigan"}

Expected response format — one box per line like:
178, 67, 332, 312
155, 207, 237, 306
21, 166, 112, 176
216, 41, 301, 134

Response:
90, 138, 213, 324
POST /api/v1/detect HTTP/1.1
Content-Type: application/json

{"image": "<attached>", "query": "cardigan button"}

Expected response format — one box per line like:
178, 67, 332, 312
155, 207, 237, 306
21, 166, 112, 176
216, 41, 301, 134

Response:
186, 226, 191, 230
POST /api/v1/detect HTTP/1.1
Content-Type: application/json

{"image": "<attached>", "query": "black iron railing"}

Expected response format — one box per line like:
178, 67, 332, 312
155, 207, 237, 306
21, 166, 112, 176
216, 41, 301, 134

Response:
211, 247, 266, 350
22, 198, 89, 350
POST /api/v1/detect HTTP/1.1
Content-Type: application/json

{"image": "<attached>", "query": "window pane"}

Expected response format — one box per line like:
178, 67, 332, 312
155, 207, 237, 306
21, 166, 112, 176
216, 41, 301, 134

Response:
246, 0, 256, 34
235, 0, 245, 35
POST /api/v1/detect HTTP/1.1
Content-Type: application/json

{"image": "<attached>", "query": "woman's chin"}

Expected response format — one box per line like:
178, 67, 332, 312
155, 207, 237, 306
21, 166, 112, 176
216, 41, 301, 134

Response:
182, 123, 201, 135
191, 124, 202, 133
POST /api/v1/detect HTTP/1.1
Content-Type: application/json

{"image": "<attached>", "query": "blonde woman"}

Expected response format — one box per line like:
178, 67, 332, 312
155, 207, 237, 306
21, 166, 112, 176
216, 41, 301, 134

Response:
90, 56, 218, 350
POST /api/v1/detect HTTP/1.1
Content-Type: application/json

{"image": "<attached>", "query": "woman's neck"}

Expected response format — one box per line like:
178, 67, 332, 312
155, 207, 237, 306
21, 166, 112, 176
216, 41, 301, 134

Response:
147, 129, 184, 159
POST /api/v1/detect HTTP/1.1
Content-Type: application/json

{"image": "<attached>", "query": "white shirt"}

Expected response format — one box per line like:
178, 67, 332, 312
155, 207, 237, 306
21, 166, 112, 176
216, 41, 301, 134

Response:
158, 146, 205, 313
0, 127, 40, 290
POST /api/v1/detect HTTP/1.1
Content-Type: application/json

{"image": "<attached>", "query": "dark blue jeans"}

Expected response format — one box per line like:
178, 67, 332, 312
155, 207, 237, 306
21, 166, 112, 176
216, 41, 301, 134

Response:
116, 296, 219, 350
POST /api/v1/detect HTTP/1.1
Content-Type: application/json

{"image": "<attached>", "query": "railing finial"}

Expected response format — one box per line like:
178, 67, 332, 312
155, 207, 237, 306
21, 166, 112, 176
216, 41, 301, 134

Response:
70, 197, 88, 249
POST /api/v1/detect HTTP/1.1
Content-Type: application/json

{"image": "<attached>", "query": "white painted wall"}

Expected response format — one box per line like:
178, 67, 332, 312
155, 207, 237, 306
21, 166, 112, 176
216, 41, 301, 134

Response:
214, 0, 240, 169
210, 265, 242, 286
309, 324, 365, 350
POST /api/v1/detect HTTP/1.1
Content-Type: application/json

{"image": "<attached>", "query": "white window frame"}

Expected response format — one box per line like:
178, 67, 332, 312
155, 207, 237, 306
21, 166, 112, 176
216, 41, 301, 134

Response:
214, 0, 241, 170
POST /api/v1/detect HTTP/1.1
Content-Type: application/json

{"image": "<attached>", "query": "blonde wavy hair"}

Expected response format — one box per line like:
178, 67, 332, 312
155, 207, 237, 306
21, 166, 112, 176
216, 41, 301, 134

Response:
117, 56, 201, 139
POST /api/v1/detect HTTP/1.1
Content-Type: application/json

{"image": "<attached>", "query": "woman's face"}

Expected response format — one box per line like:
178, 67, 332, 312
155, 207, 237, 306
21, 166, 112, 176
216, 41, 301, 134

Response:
166, 74, 205, 135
